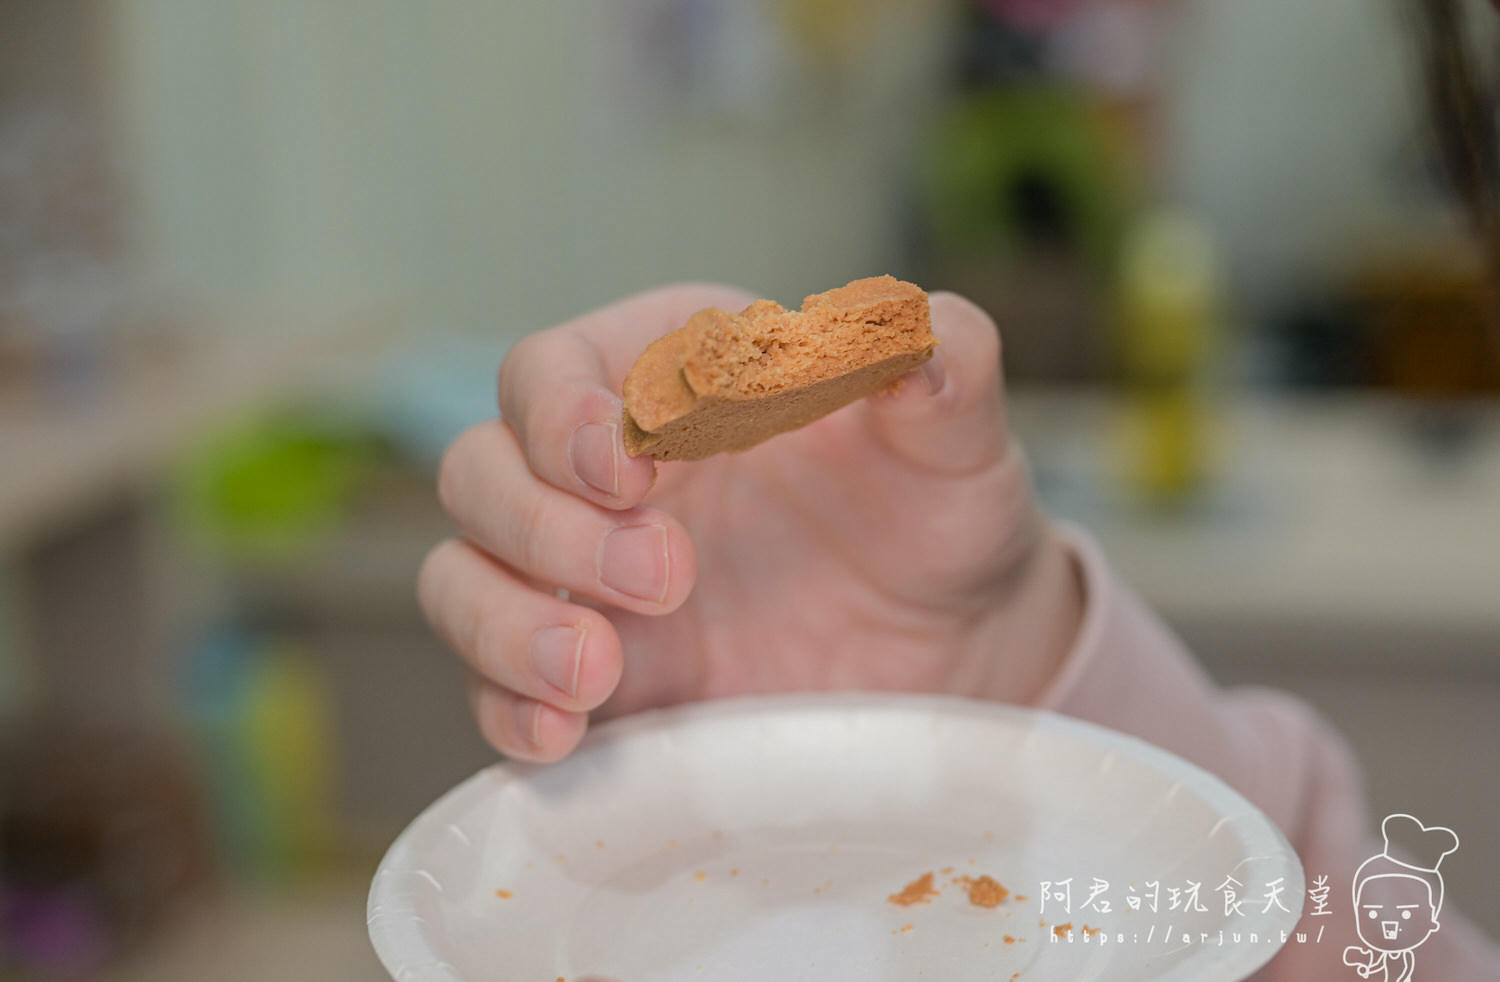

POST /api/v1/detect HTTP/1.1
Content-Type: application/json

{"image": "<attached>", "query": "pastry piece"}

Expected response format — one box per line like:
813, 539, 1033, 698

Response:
622, 275, 936, 460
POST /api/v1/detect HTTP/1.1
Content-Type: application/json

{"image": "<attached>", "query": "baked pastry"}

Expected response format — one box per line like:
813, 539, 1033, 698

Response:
621, 275, 936, 460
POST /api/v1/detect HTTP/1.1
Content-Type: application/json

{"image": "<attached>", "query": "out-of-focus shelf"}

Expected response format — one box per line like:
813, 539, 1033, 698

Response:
0, 307, 395, 556
1009, 390, 1500, 652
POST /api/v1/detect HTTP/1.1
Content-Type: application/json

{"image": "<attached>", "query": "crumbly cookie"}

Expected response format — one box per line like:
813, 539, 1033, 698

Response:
622, 275, 936, 461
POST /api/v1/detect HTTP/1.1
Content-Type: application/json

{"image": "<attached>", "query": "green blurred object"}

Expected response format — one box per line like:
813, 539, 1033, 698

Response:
918, 85, 1133, 380
922, 85, 1130, 274
175, 411, 378, 564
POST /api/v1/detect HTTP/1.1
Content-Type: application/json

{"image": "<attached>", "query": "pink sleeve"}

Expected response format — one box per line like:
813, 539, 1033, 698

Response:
1035, 523, 1499, 981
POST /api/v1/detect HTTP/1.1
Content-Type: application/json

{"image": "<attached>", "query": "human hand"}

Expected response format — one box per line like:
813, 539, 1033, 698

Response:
418, 283, 1083, 761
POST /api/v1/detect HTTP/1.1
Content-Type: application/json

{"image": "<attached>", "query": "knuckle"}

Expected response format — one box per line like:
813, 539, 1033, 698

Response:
659, 282, 757, 320
508, 490, 555, 580
662, 280, 754, 305
977, 314, 1001, 365
415, 538, 457, 620
931, 290, 1002, 370
499, 332, 538, 388
435, 424, 481, 516
498, 332, 547, 420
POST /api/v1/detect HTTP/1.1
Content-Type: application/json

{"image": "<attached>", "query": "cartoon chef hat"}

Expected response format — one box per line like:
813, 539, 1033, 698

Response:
1352, 814, 1460, 914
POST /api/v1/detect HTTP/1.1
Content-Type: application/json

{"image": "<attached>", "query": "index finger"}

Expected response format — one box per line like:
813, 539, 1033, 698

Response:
497, 282, 757, 510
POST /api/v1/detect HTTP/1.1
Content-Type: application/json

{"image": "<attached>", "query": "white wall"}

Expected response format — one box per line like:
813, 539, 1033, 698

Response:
111, 0, 1481, 332
111, 1, 954, 337
1161, 0, 1480, 313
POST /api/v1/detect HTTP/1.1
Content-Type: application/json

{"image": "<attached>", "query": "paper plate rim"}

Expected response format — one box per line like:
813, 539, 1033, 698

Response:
369, 691, 1305, 982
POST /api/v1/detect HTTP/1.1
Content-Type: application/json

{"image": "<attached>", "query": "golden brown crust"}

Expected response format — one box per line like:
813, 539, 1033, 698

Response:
621, 275, 936, 461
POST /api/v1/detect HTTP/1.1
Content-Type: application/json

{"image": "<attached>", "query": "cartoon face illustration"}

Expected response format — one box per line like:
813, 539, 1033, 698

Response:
1354, 874, 1439, 952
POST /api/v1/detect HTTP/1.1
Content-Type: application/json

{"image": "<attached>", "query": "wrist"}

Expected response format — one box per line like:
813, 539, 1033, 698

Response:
966, 518, 1085, 706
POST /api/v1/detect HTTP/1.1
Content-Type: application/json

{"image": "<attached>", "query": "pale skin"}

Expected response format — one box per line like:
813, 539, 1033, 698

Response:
418, 284, 1085, 762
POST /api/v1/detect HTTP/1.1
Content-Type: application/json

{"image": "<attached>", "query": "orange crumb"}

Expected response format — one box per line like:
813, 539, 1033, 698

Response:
595, 840, 605, 848
1014, 894, 1027, 902
667, 839, 678, 848
694, 871, 706, 882
556, 978, 564, 982
983, 831, 995, 842
1054, 922, 1073, 938
1082, 925, 1099, 937
1011, 974, 1021, 981
762, 878, 770, 886
887, 872, 940, 907
878, 374, 911, 398
940, 866, 955, 874
955, 874, 1009, 908
1003, 935, 1016, 944
730, 869, 739, 877
892, 923, 914, 934
1039, 920, 1048, 928
494, 889, 513, 899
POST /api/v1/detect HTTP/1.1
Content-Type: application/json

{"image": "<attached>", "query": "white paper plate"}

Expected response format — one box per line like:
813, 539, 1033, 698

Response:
369, 693, 1303, 982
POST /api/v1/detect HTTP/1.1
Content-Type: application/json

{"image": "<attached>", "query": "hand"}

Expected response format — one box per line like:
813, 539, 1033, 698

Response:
418, 283, 1083, 761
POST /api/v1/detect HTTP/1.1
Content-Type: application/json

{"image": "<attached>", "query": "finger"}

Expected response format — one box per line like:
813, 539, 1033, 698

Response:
468, 673, 588, 762
559, 282, 760, 390
417, 538, 623, 711
498, 283, 756, 510
498, 329, 656, 510
437, 419, 697, 613
860, 291, 1010, 475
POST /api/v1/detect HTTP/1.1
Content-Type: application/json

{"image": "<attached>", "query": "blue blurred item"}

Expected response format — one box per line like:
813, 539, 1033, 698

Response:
180, 627, 336, 883
373, 334, 512, 467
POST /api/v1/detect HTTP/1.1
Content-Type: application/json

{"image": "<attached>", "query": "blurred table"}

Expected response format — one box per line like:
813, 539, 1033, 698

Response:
0, 308, 392, 553
1011, 390, 1500, 642
93, 877, 383, 982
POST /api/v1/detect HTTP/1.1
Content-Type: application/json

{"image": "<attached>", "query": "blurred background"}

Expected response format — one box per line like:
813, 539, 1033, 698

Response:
1, 0, 1497, 978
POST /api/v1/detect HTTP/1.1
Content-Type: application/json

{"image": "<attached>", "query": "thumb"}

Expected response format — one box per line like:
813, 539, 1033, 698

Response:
861, 291, 1009, 474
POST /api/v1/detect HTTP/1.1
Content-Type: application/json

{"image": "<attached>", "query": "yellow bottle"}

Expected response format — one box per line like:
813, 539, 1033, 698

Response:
1115, 211, 1220, 506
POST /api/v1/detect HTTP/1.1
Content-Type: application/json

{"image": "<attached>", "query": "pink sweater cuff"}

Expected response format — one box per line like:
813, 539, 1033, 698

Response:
1032, 521, 1499, 980
1033, 520, 1249, 794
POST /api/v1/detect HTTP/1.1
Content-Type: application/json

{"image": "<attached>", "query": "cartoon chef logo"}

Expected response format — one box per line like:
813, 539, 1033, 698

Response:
1342, 814, 1459, 981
